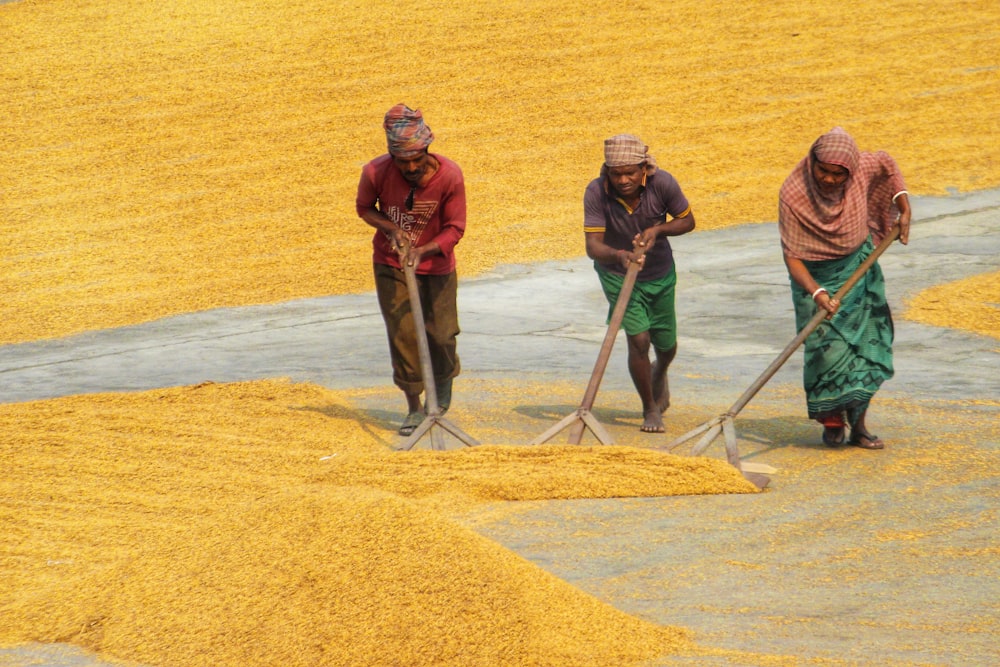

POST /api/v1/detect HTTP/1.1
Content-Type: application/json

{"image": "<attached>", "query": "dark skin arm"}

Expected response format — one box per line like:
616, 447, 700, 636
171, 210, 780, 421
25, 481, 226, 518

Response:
783, 253, 841, 319
585, 212, 696, 270
894, 193, 912, 245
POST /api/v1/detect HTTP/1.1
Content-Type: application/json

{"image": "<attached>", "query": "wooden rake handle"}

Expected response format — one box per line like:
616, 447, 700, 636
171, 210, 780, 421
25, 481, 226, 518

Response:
725, 225, 902, 419
579, 246, 648, 411
397, 240, 441, 415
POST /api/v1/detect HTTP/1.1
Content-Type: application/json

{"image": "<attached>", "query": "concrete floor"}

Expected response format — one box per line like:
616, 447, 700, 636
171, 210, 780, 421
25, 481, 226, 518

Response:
1, 191, 998, 666
2, 193, 997, 407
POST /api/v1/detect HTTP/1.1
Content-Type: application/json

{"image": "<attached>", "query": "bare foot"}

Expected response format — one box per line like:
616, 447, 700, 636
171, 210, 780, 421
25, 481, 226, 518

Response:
656, 389, 670, 414
652, 375, 670, 414
640, 409, 665, 433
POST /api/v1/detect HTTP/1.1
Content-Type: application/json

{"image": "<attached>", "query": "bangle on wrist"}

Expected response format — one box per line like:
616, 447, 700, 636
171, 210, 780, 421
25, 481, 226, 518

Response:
811, 287, 828, 300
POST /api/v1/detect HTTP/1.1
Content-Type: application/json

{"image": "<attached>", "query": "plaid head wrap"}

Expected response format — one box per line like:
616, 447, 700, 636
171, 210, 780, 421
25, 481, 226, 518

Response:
603, 134, 658, 171
812, 127, 861, 179
383, 104, 434, 159
779, 127, 906, 260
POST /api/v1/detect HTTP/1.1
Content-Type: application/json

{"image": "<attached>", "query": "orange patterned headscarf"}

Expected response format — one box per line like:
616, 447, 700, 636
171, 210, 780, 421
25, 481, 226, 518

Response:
383, 104, 434, 159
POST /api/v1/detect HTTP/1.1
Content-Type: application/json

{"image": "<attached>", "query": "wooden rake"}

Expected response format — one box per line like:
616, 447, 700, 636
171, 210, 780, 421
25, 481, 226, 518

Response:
660, 226, 901, 480
531, 245, 647, 446
396, 242, 479, 451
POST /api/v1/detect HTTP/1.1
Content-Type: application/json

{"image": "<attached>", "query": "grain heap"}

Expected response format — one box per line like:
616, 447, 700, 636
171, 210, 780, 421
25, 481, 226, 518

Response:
3, 0, 999, 343
2, 0, 998, 664
0, 379, 758, 666
904, 270, 1000, 343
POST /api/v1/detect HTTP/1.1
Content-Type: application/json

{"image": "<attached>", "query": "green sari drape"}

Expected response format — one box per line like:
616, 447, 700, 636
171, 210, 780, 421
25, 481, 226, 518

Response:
791, 236, 894, 421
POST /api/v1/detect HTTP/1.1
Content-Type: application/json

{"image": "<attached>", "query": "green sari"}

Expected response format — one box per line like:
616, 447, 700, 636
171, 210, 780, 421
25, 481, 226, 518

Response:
792, 236, 894, 422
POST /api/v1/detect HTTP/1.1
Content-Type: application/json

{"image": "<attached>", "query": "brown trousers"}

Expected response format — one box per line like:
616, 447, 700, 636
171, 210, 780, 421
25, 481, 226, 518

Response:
373, 263, 461, 395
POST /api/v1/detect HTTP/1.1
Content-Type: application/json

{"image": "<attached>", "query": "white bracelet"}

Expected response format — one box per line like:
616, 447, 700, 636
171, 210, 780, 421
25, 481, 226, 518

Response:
892, 190, 909, 202
811, 287, 828, 299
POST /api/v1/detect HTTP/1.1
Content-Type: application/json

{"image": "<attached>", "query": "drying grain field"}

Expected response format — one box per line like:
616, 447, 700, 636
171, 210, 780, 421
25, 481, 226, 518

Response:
1, 1, 998, 666
2, 0, 998, 343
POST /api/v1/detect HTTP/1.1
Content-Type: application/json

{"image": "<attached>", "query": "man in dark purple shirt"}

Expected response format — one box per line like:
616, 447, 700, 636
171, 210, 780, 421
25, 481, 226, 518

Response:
583, 134, 696, 433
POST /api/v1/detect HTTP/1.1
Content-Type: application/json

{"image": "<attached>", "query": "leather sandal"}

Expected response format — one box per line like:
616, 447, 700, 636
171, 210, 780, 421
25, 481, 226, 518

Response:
822, 426, 846, 447
848, 432, 885, 450
820, 415, 846, 447
398, 411, 424, 436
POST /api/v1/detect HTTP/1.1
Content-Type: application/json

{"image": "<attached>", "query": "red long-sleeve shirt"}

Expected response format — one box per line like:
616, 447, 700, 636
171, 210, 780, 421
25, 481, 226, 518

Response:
356, 153, 466, 275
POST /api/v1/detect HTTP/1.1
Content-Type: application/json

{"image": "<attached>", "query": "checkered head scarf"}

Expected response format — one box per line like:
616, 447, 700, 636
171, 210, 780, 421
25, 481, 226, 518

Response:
811, 127, 860, 182
779, 126, 904, 259
383, 104, 434, 159
603, 134, 657, 172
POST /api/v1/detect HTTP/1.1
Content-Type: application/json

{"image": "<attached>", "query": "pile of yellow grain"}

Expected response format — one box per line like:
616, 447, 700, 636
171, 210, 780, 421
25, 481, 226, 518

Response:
904, 270, 1000, 342
2, 0, 997, 663
2, 0, 998, 343
0, 379, 761, 666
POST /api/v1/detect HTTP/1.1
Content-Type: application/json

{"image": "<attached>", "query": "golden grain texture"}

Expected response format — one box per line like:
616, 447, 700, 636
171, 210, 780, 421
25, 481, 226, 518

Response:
449, 388, 1000, 667
2, 0, 999, 343
903, 270, 1000, 342
0, 379, 771, 666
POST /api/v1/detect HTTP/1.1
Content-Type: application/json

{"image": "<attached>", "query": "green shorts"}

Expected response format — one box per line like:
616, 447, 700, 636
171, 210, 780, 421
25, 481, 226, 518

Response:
595, 263, 678, 351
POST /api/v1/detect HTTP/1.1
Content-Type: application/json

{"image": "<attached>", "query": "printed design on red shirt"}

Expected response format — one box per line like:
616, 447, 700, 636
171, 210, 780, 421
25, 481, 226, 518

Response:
385, 200, 439, 245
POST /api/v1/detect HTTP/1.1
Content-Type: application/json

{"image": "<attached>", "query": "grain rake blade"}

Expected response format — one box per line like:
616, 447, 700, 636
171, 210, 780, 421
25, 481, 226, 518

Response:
531, 246, 646, 446
396, 243, 479, 451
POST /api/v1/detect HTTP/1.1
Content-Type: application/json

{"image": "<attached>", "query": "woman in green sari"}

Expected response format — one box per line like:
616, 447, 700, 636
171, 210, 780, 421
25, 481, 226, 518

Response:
778, 128, 911, 449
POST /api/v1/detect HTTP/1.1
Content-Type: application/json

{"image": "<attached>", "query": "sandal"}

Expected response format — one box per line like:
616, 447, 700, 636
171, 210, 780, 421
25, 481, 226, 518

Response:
425, 378, 453, 415
398, 411, 424, 436
820, 415, 846, 447
437, 377, 453, 414
822, 426, 846, 447
848, 432, 885, 450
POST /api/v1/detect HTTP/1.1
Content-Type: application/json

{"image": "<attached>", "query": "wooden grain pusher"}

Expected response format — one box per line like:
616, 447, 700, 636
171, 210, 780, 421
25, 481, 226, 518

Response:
660, 226, 901, 484
531, 244, 647, 446
396, 241, 479, 451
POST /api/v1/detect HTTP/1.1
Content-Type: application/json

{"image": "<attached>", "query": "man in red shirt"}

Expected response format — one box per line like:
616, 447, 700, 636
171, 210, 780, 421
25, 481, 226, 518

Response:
356, 104, 467, 435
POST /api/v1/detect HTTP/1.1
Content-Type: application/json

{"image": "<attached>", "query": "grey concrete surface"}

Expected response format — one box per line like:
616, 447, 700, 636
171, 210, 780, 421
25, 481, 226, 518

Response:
2, 192, 998, 407
2, 191, 998, 667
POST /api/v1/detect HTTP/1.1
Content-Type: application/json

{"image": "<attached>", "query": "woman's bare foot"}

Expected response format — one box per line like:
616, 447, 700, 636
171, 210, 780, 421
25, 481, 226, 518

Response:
641, 409, 665, 433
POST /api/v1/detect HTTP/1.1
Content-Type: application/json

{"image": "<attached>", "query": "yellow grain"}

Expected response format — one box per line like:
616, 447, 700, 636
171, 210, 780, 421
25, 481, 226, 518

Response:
903, 270, 1000, 341
3, 486, 691, 667
2, 0, 999, 343
1, 1, 997, 663
316, 444, 758, 501
0, 378, 752, 666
